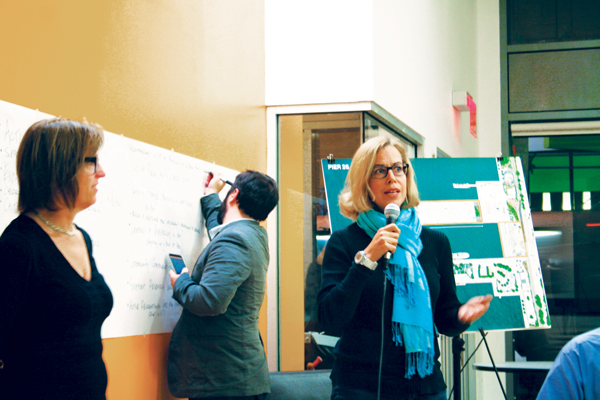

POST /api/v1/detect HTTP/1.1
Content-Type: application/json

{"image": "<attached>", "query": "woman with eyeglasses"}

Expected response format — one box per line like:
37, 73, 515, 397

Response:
0, 118, 113, 400
318, 136, 491, 400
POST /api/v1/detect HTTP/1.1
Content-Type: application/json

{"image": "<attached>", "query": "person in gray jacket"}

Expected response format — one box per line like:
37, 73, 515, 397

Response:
168, 170, 279, 400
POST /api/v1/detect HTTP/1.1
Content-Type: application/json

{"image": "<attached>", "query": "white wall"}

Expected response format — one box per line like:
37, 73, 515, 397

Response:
373, 0, 480, 159
266, 0, 500, 160
265, 0, 374, 105
477, 0, 502, 158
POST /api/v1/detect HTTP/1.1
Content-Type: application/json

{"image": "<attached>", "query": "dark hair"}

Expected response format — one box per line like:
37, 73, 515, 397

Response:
230, 170, 279, 221
16, 118, 104, 213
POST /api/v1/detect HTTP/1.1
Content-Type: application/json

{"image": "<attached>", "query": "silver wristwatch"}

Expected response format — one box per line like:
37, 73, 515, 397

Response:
354, 250, 378, 270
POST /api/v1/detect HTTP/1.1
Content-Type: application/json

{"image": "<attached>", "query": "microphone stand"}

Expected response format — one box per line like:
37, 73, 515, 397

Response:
376, 204, 399, 400
452, 335, 465, 400
376, 255, 390, 400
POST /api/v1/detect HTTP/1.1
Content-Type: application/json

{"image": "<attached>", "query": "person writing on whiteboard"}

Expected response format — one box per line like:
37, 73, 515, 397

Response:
317, 136, 492, 400
0, 118, 113, 400
168, 170, 279, 400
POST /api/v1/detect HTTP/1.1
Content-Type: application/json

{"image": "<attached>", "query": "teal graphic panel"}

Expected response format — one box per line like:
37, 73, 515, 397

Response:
321, 159, 353, 233
456, 283, 525, 330
412, 158, 500, 201
430, 224, 503, 259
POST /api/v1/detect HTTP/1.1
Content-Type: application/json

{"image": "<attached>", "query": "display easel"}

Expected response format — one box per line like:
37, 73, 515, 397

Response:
450, 329, 507, 400
321, 156, 549, 400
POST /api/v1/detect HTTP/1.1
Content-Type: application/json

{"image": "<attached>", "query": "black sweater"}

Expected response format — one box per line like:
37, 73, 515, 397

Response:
318, 222, 469, 396
0, 215, 113, 400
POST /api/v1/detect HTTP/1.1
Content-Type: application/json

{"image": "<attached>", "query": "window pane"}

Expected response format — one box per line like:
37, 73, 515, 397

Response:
528, 166, 570, 193
364, 114, 416, 158
531, 154, 569, 168
511, 135, 600, 364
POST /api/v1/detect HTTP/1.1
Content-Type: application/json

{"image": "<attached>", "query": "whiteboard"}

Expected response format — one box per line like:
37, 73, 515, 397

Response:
0, 100, 237, 338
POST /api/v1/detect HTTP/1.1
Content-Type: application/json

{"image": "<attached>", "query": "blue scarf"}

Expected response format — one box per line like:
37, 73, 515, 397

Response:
357, 208, 434, 379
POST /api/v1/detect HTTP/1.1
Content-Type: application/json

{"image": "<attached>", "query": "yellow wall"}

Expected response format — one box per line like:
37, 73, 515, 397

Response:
1, 1, 267, 399
278, 115, 306, 371
1, 0, 266, 172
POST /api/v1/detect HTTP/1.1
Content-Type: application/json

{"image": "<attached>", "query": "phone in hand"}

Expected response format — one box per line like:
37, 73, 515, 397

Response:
168, 253, 186, 274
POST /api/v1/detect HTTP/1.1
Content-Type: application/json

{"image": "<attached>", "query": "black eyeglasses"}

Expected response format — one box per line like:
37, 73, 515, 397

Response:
371, 163, 408, 179
84, 157, 97, 174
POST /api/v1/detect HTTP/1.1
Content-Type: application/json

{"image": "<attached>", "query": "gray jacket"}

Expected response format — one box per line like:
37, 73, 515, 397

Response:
168, 193, 270, 398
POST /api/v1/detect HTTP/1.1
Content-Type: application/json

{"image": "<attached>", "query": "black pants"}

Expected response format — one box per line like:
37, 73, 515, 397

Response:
190, 394, 268, 400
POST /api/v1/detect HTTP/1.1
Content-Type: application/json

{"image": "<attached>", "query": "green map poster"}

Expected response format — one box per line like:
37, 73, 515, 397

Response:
322, 157, 550, 332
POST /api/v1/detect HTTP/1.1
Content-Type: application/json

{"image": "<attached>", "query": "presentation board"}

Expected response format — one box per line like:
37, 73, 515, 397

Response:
0, 100, 237, 338
321, 157, 550, 332
321, 159, 352, 233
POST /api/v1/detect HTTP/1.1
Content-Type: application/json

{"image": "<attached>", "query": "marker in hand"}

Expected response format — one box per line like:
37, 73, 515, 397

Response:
220, 177, 233, 186
205, 171, 233, 186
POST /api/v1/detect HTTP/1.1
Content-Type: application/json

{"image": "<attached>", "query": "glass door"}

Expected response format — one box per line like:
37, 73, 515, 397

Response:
278, 111, 417, 371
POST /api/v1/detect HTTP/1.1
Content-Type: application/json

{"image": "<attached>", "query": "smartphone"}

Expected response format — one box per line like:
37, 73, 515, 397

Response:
168, 253, 186, 274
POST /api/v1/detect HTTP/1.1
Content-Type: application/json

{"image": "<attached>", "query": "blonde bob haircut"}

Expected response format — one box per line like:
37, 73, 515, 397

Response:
17, 118, 104, 213
338, 136, 420, 221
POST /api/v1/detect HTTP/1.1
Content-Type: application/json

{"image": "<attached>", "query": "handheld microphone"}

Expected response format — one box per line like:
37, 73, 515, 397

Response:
383, 203, 400, 260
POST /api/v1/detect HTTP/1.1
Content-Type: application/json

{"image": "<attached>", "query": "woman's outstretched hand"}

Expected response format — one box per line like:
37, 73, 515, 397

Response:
458, 294, 493, 324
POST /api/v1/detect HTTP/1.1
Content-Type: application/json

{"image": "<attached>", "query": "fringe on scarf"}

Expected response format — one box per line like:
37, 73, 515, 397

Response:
391, 322, 435, 379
